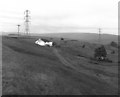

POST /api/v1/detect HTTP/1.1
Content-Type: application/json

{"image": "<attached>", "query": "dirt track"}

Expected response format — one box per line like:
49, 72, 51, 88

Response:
53, 48, 109, 79
53, 48, 73, 68
53, 48, 118, 95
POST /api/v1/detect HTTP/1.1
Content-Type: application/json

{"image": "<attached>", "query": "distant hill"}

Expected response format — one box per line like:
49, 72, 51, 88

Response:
39, 33, 118, 44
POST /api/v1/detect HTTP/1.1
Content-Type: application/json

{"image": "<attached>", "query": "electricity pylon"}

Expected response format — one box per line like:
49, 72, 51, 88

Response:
24, 10, 30, 35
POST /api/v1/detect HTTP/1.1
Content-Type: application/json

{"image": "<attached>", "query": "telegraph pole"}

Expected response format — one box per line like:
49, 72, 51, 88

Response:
24, 10, 30, 35
17, 24, 20, 36
98, 28, 101, 44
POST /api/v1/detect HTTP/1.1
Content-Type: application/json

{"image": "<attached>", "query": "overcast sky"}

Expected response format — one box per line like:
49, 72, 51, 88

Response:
0, 0, 119, 35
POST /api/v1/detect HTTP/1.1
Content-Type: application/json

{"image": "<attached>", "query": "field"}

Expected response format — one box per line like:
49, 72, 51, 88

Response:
2, 35, 118, 95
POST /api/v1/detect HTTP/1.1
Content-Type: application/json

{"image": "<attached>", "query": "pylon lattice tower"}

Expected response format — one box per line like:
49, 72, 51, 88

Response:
24, 10, 30, 35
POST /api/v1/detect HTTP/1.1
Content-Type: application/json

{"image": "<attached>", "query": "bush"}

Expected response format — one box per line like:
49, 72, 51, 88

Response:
94, 45, 107, 61
53, 42, 60, 48
61, 38, 64, 40
111, 50, 115, 54
52, 42, 56, 46
82, 45, 85, 48
110, 41, 118, 48
104, 58, 112, 63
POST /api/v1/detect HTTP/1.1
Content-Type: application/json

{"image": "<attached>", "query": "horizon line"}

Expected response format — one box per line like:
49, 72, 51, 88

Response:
1, 31, 119, 36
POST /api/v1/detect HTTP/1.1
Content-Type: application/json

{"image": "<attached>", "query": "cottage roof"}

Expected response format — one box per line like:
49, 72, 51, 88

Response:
41, 38, 50, 42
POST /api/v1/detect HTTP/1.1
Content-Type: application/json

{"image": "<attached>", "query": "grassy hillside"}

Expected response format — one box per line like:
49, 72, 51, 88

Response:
2, 35, 118, 95
39, 33, 118, 44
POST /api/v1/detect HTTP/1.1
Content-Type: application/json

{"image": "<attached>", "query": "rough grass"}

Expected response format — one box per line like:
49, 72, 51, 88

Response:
2, 36, 118, 95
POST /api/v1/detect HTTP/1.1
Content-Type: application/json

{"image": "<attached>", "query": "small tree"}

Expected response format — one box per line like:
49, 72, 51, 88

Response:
110, 41, 118, 48
53, 42, 56, 46
111, 50, 115, 54
94, 45, 107, 61
61, 38, 64, 40
82, 44, 85, 48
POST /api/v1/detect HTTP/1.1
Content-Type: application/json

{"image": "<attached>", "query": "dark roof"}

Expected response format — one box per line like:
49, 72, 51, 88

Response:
41, 38, 50, 42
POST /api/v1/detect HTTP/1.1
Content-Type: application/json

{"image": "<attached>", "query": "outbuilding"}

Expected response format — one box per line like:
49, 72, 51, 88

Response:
35, 38, 53, 47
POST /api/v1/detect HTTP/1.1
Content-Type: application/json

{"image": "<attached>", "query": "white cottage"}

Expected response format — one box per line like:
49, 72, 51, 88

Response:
35, 38, 53, 47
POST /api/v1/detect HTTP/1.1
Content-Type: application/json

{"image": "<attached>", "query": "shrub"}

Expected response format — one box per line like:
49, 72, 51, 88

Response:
94, 45, 107, 61
110, 41, 118, 48
52, 42, 56, 46
104, 58, 112, 63
53, 42, 60, 48
82, 45, 85, 48
61, 38, 64, 40
111, 50, 115, 54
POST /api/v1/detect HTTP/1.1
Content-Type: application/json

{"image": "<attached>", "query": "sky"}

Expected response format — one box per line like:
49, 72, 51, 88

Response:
0, 0, 119, 35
